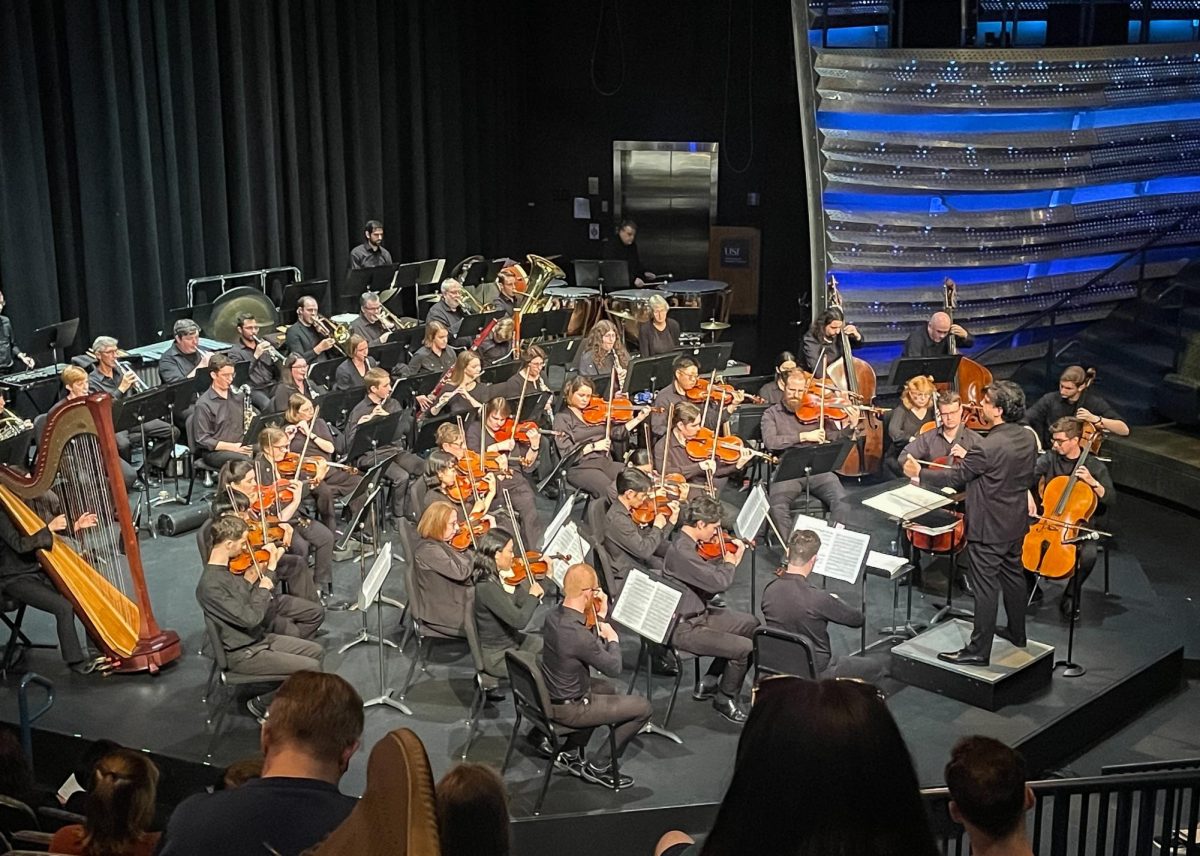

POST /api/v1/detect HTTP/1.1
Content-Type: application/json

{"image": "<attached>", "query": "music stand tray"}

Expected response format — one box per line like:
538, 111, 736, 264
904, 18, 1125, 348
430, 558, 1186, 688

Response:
537, 337, 583, 369
458, 309, 505, 342
518, 309, 570, 340
412, 411, 457, 454
318, 389, 360, 428
391, 370, 444, 406
280, 280, 332, 318
30, 319, 80, 366
889, 355, 961, 388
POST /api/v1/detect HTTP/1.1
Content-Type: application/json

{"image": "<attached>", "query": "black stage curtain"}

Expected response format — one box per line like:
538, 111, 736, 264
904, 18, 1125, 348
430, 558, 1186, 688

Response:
0, 0, 525, 349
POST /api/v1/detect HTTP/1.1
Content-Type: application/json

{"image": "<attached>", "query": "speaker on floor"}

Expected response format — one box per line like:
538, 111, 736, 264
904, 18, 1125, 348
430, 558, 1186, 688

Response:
156, 503, 210, 537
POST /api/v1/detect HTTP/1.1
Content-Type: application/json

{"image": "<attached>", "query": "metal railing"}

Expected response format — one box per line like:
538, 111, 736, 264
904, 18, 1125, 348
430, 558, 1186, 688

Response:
925, 766, 1200, 855
185, 265, 302, 307
17, 673, 53, 762
971, 208, 1200, 384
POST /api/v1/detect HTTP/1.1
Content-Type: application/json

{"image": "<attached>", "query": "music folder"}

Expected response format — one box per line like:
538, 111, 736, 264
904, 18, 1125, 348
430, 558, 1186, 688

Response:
610, 569, 681, 645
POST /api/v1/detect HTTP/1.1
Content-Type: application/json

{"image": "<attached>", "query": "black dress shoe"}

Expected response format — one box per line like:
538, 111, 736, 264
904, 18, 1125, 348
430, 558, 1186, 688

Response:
582, 762, 634, 789
995, 628, 1027, 647
651, 655, 679, 677
708, 593, 727, 609
712, 695, 748, 724
485, 687, 507, 702
937, 649, 989, 667
1058, 594, 1080, 620
692, 675, 718, 701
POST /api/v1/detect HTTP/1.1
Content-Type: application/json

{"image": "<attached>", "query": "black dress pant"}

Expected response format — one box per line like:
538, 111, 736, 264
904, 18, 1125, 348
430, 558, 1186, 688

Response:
768, 473, 848, 535
672, 609, 758, 697
552, 678, 653, 765
963, 538, 1026, 657
289, 519, 335, 587
1, 573, 86, 664
265, 593, 325, 639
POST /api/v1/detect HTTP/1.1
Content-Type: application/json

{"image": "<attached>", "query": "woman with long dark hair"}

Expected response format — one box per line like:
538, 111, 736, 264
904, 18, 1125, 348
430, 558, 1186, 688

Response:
271, 353, 326, 413
49, 748, 161, 856
658, 678, 938, 856
801, 307, 863, 378
470, 528, 544, 681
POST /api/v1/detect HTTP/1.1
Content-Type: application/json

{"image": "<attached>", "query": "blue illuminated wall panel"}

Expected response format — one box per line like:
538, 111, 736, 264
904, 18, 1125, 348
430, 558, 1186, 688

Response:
796, 32, 1200, 368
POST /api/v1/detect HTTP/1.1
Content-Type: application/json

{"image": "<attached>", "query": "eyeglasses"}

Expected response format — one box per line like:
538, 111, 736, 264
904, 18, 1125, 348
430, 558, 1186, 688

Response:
1051, 436, 1071, 446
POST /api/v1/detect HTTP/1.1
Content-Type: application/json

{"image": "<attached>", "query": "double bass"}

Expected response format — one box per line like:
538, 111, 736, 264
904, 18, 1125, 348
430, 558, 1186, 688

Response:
824, 277, 883, 476
943, 278, 993, 432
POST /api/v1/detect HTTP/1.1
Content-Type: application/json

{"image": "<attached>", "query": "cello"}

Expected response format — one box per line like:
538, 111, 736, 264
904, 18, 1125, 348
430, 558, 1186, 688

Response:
824, 277, 883, 476
943, 278, 993, 432
1021, 443, 1099, 579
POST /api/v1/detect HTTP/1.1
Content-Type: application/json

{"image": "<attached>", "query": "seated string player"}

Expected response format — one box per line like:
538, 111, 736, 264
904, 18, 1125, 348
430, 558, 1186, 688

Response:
282, 394, 366, 534
650, 356, 741, 442
540, 563, 652, 789
413, 501, 475, 638
420, 449, 502, 532
661, 495, 757, 724
603, 467, 677, 597
194, 354, 253, 469
761, 529, 886, 683
652, 402, 754, 496
470, 529, 545, 685
553, 376, 652, 499
195, 514, 325, 719
902, 310, 974, 358
465, 397, 546, 550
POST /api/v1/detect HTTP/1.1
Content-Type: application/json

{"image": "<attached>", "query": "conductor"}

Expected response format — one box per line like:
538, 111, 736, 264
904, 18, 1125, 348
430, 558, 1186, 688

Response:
904, 380, 1037, 666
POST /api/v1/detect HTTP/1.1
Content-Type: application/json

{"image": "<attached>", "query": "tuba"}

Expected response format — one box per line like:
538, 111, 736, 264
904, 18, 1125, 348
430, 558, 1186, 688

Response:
0, 395, 181, 672
517, 254, 565, 316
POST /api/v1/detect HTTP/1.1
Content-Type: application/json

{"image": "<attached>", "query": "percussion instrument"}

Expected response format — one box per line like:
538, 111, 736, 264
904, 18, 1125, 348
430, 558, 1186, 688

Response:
0, 364, 69, 392
543, 285, 600, 336
605, 288, 660, 342
663, 279, 731, 327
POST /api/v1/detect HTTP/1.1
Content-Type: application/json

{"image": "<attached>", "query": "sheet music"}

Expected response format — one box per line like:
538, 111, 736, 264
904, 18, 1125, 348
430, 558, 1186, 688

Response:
811, 527, 870, 585
543, 521, 590, 588
867, 550, 908, 574
861, 483, 953, 521
792, 512, 830, 534
736, 484, 771, 542
610, 569, 681, 644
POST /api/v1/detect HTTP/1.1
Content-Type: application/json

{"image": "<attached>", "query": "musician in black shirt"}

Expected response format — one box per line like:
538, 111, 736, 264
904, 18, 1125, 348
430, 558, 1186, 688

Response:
761, 529, 885, 682
540, 563, 652, 788
195, 354, 252, 469
491, 269, 520, 317
285, 297, 338, 363
344, 368, 423, 516
1023, 365, 1129, 451
901, 311, 974, 358
348, 291, 393, 344
801, 307, 863, 377
348, 220, 393, 270
0, 291, 35, 374
225, 314, 281, 411
87, 336, 176, 472
426, 280, 470, 346
602, 219, 656, 287
157, 320, 210, 386
906, 381, 1038, 666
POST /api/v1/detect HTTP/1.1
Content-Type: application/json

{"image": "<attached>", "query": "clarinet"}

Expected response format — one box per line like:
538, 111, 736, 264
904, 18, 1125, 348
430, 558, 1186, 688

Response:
418, 319, 499, 421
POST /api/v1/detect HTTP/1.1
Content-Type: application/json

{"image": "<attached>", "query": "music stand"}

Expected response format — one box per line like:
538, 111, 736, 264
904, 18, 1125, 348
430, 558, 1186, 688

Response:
392, 370, 443, 406
355, 542, 412, 713
572, 260, 600, 290
687, 342, 734, 375
314, 389, 357, 430
306, 357, 346, 391
458, 309, 505, 343
412, 411, 457, 455
343, 264, 401, 301
241, 410, 285, 445
627, 354, 677, 398
164, 304, 214, 338
536, 337, 583, 369
346, 411, 402, 463
773, 441, 852, 521
459, 259, 489, 289
502, 391, 550, 424
29, 319, 80, 368
280, 280, 331, 321
620, 571, 685, 744
479, 360, 519, 386
386, 324, 427, 362
889, 355, 961, 388
367, 340, 405, 372
517, 309, 570, 340
113, 387, 176, 537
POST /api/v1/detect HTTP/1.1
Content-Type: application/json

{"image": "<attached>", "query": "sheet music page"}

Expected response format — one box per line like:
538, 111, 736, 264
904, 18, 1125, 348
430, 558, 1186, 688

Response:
791, 512, 830, 534
545, 522, 589, 588
809, 527, 871, 585
861, 483, 953, 520
610, 569, 681, 644
867, 550, 909, 574
736, 485, 771, 541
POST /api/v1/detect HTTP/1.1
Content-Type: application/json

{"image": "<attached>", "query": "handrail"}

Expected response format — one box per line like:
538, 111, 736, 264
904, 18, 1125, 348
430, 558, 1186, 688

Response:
186, 265, 302, 307
924, 766, 1200, 855
17, 673, 54, 762
972, 208, 1200, 363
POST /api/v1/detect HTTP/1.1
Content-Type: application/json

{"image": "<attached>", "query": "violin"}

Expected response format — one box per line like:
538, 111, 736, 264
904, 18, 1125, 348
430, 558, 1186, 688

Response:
1022, 445, 1099, 579
684, 427, 777, 465
684, 378, 764, 407
580, 393, 637, 425
445, 472, 491, 504
450, 514, 491, 551
631, 489, 676, 526
245, 520, 287, 548
249, 482, 296, 511
696, 528, 748, 561
276, 452, 359, 478
457, 450, 506, 478
506, 551, 570, 584
492, 418, 548, 445
228, 547, 272, 575
583, 592, 606, 629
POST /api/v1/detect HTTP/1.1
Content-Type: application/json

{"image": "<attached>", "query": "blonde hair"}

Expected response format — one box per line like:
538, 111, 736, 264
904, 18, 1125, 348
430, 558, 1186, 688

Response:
900, 375, 936, 410
418, 501, 457, 539
62, 365, 88, 387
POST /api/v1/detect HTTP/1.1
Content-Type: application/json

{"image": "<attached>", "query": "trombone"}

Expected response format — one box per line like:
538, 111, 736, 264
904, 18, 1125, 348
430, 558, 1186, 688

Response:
377, 302, 417, 333
313, 314, 353, 355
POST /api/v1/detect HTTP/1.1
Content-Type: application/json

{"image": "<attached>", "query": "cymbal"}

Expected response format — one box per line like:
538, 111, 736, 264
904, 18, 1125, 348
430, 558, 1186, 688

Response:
701, 320, 731, 331
377, 287, 397, 304
607, 309, 635, 321
417, 293, 441, 302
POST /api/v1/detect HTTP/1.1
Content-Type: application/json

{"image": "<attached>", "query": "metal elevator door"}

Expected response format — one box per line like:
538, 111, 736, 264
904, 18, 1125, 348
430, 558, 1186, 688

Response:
613, 141, 719, 281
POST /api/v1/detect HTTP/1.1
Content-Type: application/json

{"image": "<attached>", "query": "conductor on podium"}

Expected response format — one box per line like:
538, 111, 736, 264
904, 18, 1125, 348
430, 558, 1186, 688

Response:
904, 380, 1037, 667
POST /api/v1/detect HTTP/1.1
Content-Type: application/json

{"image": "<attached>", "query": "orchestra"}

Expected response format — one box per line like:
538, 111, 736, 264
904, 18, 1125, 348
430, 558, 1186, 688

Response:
0, 263, 1147, 786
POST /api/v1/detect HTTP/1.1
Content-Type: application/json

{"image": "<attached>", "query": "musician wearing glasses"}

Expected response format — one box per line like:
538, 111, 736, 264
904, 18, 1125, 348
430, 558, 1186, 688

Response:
226, 314, 281, 411
345, 368, 423, 517
0, 392, 34, 469
399, 321, 455, 387
87, 337, 178, 474
348, 291, 393, 345
272, 354, 326, 414
334, 335, 376, 392
157, 320, 212, 385
195, 354, 253, 469
650, 356, 738, 441
426, 279, 470, 347
285, 296, 337, 363
0, 291, 36, 374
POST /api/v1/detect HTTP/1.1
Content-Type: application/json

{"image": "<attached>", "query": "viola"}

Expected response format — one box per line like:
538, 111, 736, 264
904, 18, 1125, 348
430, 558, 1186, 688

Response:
492, 418, 545, 445
583, 593, 605, 629
696, 529, 748, 561
684, 378, 765, 407
457, 450, 505, 478
684, 427, 777, 466
450, 515, 491, 551
631, 489, 675, 526
276, 452, 320, 479
506, 551, 570, 584
249, 482, 295, 511
245, 521, 287, 548
794, 388, 852, 424
228, 547, 272, 575
580, 393, 635, 425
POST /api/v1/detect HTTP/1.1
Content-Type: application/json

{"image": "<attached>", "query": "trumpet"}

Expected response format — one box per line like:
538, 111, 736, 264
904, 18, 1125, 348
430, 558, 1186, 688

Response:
253, 335, 285, 364
116, 360, 149, 393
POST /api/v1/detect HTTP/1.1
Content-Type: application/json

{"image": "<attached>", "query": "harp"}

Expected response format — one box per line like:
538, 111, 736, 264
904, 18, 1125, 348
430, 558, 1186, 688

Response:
0, 394, 181, 673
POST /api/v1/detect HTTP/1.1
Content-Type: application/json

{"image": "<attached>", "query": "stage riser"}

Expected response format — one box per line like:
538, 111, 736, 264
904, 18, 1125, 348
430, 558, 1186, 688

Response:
891, 648, 1055, 711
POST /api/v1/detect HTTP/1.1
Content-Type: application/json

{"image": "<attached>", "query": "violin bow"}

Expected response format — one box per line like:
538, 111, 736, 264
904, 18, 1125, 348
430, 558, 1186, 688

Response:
604, 365, 618, 444
294, 410, 318, 482
454, 491, 480, 550
502, 487, 531, 569
662, 403, 674, 482
699, 370, 715, 431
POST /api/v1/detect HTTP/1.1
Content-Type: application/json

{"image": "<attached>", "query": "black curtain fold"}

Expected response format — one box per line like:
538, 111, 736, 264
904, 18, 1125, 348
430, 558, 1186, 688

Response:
0, 0, 525, 349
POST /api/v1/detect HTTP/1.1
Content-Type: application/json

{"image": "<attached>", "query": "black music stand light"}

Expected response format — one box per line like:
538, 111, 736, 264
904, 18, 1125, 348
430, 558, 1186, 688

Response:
772, 440, 853, 523
889, 355, 961, 388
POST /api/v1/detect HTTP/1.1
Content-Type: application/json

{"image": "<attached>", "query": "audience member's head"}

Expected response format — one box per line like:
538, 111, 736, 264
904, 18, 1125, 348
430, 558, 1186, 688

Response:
65, 738, 124, 808
222, 755, 264, 789
82, 748, 160, 856
0, 726, 32, 803
436, 762, 510, 856
945, 736, 1034, 848
263, 672, 364, 783
698, 678, 938, 856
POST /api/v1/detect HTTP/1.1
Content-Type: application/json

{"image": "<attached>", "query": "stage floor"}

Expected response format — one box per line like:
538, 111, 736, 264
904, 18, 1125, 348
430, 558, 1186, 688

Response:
0, 479, 1190, 837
